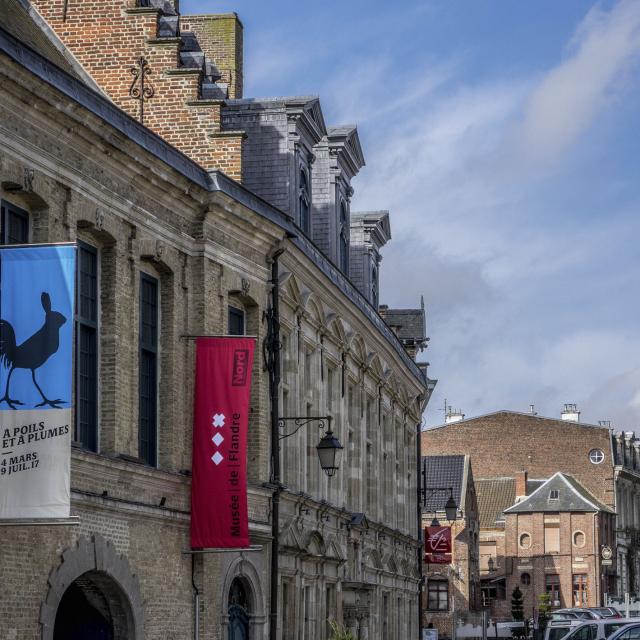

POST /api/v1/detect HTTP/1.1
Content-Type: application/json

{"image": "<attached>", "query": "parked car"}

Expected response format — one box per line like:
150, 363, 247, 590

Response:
545, 619, 584, 640
555, 609, 601, 620
556, 619, 640, 640
589, 609, 623, 619
606, 623, 640, 640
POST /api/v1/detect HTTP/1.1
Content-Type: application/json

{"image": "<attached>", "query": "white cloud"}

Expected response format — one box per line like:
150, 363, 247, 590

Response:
520, 0, 640, 161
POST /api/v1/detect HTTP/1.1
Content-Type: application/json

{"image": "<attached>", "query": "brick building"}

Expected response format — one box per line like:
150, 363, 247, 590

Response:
422, 455, 481, 638
0, 1, 435, 638
502, 472, 615, 617
421, 409, 640, 620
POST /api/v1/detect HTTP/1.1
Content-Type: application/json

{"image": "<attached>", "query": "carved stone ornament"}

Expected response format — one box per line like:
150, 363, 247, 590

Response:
23, 167, 34, 192
241, 277, 250, 296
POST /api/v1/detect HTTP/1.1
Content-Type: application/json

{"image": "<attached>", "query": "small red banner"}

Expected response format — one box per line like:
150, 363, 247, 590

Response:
191, 337, 255, 549
425, 526, 452, 564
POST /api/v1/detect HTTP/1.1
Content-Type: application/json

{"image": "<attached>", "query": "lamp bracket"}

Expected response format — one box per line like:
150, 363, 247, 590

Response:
278, 416, 332, 440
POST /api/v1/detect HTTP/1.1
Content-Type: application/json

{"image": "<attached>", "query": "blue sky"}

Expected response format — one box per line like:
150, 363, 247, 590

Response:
184, 0, 640, 429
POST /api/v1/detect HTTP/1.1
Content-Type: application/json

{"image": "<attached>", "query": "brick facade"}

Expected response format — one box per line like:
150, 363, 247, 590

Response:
423, 456, 481, 639
29, 0, 244, 178
422, 412, 615, 508
422, 412, 620, 620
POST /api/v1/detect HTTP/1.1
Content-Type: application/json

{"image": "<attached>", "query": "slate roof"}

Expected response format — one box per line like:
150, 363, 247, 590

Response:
422, 455, 465, 513
504, 472, 614, 514
383, 309, 426, 343
476, 478, 516, 528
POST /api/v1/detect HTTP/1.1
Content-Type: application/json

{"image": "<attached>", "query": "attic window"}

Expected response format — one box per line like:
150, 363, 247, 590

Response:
299, 168, 310, 234
549, 490, 559, 501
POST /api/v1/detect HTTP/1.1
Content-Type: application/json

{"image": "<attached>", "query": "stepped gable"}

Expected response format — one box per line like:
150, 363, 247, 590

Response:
29, 0, 245, 178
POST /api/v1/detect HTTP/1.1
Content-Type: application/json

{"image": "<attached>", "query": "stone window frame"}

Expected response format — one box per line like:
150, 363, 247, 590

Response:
519, 532, 532, 549
573, 530, 586, 548
589, 448, 605, 464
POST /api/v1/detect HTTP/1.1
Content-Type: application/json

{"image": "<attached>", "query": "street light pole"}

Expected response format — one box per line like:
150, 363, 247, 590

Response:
266, 246, 284, 640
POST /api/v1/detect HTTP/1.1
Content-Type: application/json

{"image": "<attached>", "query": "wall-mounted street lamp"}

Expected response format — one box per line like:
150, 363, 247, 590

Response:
421, 486, 458, 524
278, 416, 343, 477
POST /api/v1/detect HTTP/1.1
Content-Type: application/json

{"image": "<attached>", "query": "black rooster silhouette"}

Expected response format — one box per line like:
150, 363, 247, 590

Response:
0, 292, 67, 409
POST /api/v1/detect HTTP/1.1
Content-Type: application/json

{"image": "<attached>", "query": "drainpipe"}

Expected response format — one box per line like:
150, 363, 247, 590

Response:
417, 418, 424, 639
192, 554, 200, 640
267, 242, 285, 640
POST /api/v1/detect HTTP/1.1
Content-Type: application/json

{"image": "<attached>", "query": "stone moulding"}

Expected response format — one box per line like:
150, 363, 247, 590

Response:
39, 534, 144, 640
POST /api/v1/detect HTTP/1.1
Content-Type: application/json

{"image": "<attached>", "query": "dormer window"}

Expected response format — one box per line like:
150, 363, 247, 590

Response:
339, 201, 349, 273
371, 262, 379, 308
549, 489, 559, 501
299, 168, 310, 234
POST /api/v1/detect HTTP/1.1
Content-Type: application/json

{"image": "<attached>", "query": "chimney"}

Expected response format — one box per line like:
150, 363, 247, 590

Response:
561, 403, 580, 422
515, 471, 528, 500
529, 404, 537, 415
445, 407, 465, 424
180, 13, 244, 99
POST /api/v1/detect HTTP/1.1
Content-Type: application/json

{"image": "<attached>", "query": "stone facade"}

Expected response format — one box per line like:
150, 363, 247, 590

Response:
0, 5, 430, 640
611, 431, 640, 600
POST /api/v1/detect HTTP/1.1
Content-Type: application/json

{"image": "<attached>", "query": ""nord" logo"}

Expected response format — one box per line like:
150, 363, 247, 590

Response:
232, 350, 249, 386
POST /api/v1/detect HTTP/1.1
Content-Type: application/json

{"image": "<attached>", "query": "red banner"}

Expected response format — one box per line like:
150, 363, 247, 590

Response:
425, 526, 452, 564
191, 337, 255, 549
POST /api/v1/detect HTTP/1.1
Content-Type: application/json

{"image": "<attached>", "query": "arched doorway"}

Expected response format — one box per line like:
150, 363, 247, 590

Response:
228, 578, 250, 640
53, 570, 135, 640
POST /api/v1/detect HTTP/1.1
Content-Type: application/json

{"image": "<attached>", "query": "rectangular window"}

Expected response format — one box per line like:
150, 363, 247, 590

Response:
325, 584, 336, 639
75, 242, 98, 451
546, 574, 562, 607
139, 273, 158, 466
0, 200, 29, 244
545, 523, 560, 553
427, 579, 449, 611
228, 305, 245, 336
573, 574, 588, 607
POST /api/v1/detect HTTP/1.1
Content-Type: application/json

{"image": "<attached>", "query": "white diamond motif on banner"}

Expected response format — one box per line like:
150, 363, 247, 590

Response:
212, 413, 225, 428
212, 451, 224, 465
212, 433, 224, 446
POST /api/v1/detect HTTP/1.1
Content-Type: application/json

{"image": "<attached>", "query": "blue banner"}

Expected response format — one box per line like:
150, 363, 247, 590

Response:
0, 244, 76, 519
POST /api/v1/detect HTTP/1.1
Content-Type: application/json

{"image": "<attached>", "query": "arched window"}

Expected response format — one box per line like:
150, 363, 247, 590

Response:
339, 201, 349, 274
299, 168, 310, 234
521, 572, 531, 586
228, 578, 250, 640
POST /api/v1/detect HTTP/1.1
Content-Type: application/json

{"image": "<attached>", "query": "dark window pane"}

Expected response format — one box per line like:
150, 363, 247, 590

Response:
139, 274, 158, 466
1, 201, 29, 244
228, 306, 245, 336
77, 325, 97, 451
74, 242, 98, 451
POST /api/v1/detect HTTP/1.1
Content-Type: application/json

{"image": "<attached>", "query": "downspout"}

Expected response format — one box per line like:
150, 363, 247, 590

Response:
192, 554, 200, 640
417, 417, 424, 639
267, 241, 286, 640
